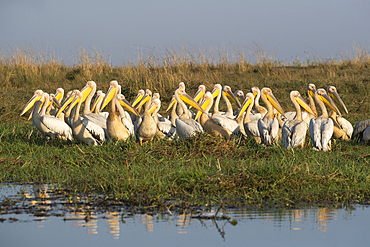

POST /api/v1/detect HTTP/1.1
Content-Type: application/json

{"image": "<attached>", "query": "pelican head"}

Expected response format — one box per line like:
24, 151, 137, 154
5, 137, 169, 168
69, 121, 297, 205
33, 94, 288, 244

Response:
261, 87, 286, 118
223, 86, 241, 108
290, 91, 316, 117
100, 80, 119, 111
178, 82, 186, 90
91, 90, 104, 112
131, 89, 145, 108
20, 90, 44, 116
316, 88, 342, 116
211, 84, 222, 98
327, 86, 348, 114
234, 90, 245, 102
236, 92, 254, 119
117, 94, 141, 117
251, 86, 261, 99
307, 83, 316, 98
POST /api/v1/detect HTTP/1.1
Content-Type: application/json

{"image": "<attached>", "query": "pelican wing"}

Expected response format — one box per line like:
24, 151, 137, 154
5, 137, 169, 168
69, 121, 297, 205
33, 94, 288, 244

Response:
157, 122, 177, 139
121, 117, 135, 136
245, 121, 260, 138
291, 121, 308, 148
175, 117, 203, 139
321, 118, 334, 151
336, 116, 353, 138
352, 119, 370, 141
41, 115, 73, 141
81, 117, 105, 142
309, 117, 322, 150
212, 115, 239, 134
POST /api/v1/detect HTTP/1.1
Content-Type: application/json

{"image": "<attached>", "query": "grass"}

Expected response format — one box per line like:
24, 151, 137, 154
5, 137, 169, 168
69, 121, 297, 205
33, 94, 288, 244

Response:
1, 45, 370, 208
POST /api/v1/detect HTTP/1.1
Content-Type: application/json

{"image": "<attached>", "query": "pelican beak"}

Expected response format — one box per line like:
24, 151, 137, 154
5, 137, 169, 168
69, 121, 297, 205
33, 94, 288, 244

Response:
100, 85, 116, 111
27, 106, 35, 121
328, 88, 348, 114
211, 87, 220, 98
179, 92, 206, 114
66, 94, 81, 116
189, 88, 205, 110
54, 91, 63, 103
51, 95, 61, 108
119, 97, 141, 117
223, 88, 241, 108
166, 96, 176, 112
20, 92, 43, 116
135, 94, 151, 110
194, 97, 210, 121
295, 94, 316, 117
319, 93, 342, 116
91, 93, 102, 113
236, 97, 253, 119
252, 91, 258, 99
308, 88, 316, 99
148, 101, 158, 115
132, 93, 144, 108
56, 93, 76, 118
266, 92, 286, 118
80, 84, 93, 103
193, 88, 205, 103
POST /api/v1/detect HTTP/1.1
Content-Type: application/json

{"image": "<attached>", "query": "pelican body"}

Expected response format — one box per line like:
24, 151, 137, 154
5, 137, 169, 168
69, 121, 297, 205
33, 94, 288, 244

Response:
282, 91, 315, 149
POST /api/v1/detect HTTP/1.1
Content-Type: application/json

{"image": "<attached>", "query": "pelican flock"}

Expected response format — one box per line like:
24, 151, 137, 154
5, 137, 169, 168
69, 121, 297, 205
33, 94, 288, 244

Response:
20, 80, 362, 151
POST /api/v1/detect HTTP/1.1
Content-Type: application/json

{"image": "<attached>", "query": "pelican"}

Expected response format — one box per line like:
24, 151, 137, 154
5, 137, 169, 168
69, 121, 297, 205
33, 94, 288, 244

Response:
66, 90, 106, 145
281, 84, 317, 126
352, 119, 370, 143
102, 80, 140, 141
327, 86, 353, 140
20, 90, 73, 141
197, 92, 233, 139
309, 88, 341, 151
210, 86, 244, 137
236, 93, 261, 143
117, 94, 136, 137
149, 98, 177, 140
174, 88, 205, 139
188, 84, 206, 111
258, 87, 286, 146
282, 91, 316, 149
211, 84, 240, 117
135, 94, 157, 145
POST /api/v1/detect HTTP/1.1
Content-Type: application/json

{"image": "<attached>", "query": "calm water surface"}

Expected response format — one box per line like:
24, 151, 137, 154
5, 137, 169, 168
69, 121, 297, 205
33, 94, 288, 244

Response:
1, 184, 369, 247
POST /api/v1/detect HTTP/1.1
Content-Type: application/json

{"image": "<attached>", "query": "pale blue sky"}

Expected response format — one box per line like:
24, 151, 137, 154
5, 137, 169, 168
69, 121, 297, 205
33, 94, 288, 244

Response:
1, 0, 369, 65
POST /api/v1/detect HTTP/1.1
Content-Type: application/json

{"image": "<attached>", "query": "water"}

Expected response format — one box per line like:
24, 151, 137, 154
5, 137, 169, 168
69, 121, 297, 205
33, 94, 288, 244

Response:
1, 184, 369, 247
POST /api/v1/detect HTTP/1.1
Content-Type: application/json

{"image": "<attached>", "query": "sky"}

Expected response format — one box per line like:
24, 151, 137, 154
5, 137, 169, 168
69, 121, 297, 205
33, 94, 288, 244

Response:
1, 0, 370, 66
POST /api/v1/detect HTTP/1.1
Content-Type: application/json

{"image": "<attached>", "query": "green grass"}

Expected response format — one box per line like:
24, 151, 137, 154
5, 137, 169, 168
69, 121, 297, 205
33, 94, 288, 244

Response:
1, 46, 370, 207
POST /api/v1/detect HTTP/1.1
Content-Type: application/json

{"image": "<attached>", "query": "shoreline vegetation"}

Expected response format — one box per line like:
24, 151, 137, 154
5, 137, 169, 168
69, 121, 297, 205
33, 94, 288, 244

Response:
1, 45, 370, 208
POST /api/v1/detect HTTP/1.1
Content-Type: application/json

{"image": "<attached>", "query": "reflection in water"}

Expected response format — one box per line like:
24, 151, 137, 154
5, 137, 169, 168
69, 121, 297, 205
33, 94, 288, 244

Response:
0, 184, 358, 242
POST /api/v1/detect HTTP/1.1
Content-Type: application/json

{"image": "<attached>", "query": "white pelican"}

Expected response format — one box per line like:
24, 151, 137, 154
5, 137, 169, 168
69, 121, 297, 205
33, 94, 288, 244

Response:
20, 90, 73, 141
174, 88, 205, 139
197, 92, 233, 139
281, 84, 317, 126
148, 98, 177, 140
117, 94, 136, 137
258, 87, 286, 146
67, 90, 105, 145
282, 91, 316, 149
327, 86, 353, 140
236, 93, 261, 143
309, 88, 341, 151
352, 119, 370, 143
102, 80, 140, 141
210, 86, 244, 136
134, 94, 157, 145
